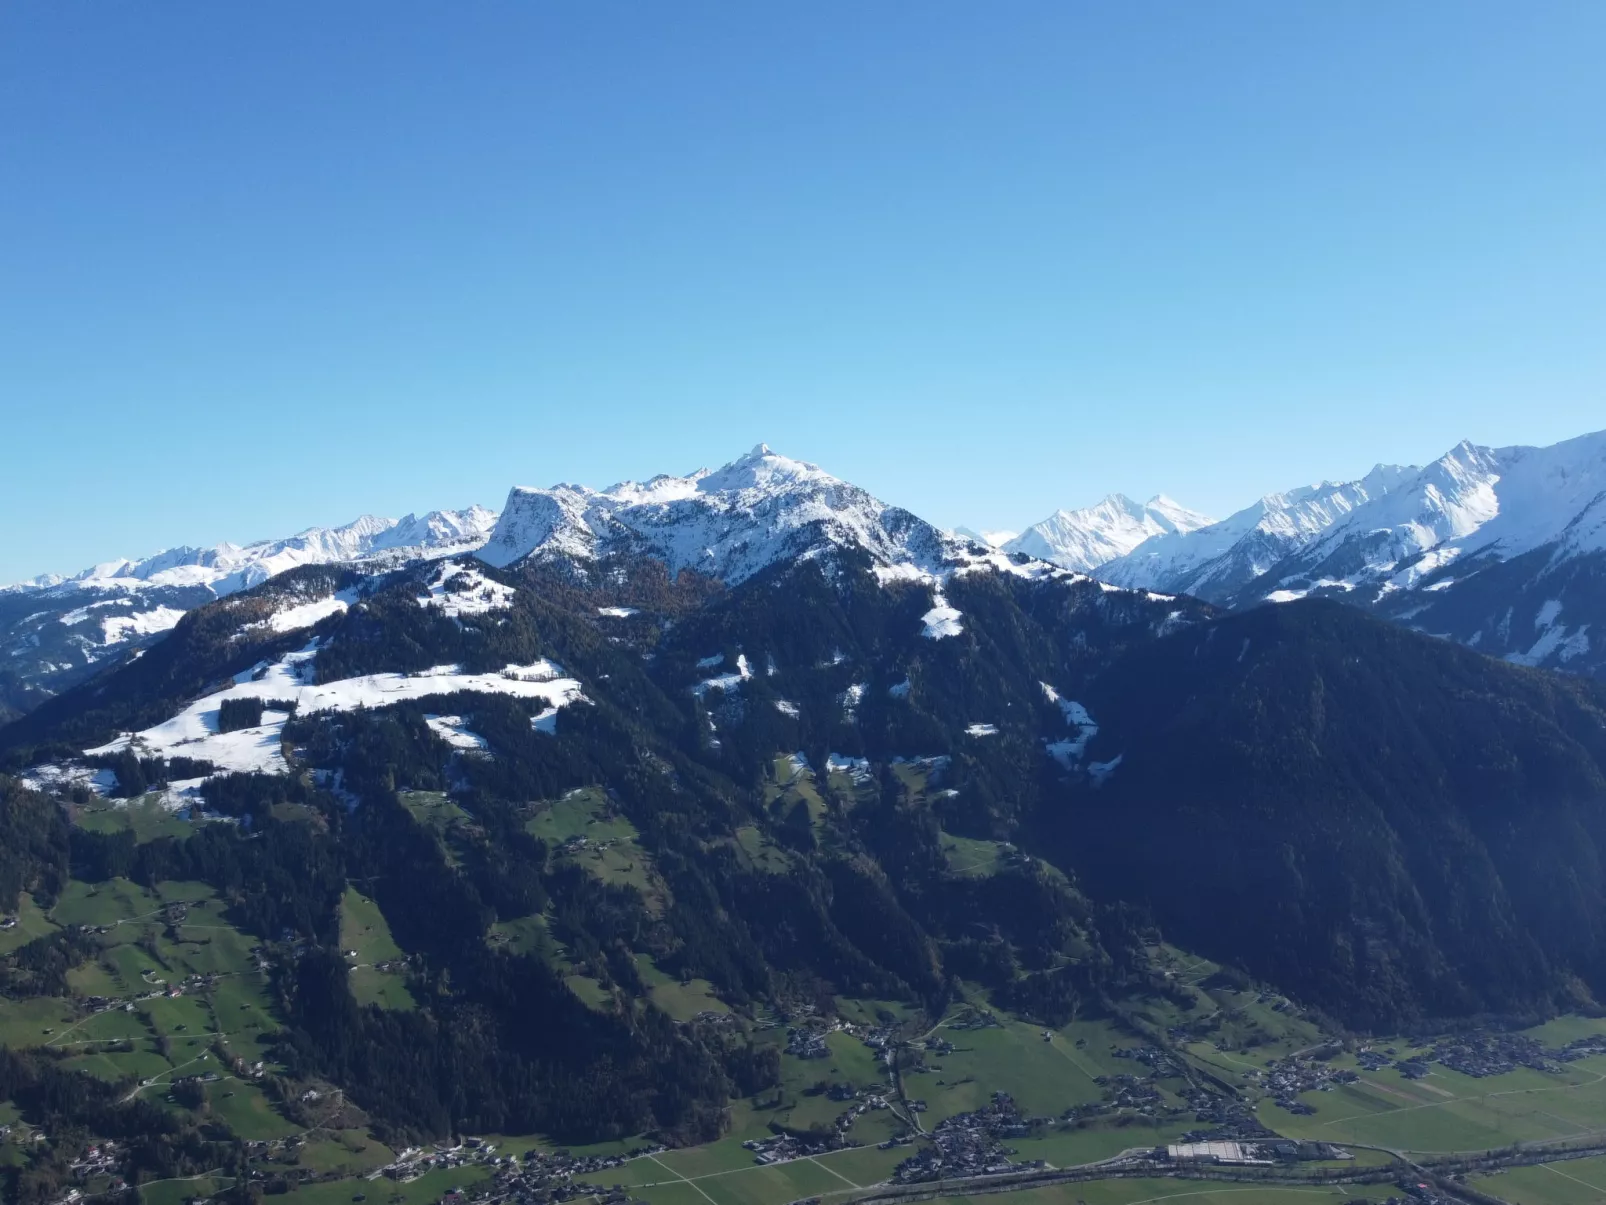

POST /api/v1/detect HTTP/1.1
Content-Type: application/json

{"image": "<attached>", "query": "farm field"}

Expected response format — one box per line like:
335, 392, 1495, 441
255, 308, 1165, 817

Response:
930, 1183, 1355, 1205
1471, 1154, 1606, 1204
623, 1143, 907, 1205
1265, 1048, 1606, 1153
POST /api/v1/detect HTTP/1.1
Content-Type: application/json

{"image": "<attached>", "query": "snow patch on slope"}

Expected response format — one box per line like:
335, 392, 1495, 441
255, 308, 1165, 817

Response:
417, 563, 516, 617
922, 592, 964, 639
695, 653, 752, 696
86, 644, 583, 776
101, 606, 186, 643
425, 715, 489, 751
258, 591, 356, 634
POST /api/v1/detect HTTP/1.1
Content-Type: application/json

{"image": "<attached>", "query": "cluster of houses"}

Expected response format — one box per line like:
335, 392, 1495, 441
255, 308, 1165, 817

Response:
891, 1092, 1045, 1183
785, 1026, 830, 1059
374, 1137, 642, 1193
741, 1130, 843, 1164
387, 1141, 658, 1205
1254, 1053, 1360, 1112
1419, 1029, 1595, 1078
1067, 1073, 1172, 1124
1110, 1044, 1188, 1079
67, 1141, 122, 1180
1175, 1083, 1272, 1139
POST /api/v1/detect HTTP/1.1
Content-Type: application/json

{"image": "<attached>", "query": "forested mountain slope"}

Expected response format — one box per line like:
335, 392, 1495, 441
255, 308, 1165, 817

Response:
1058, 599, 1606, 1028
6, 527, 1606, 1148
0, 548, 1199, 1144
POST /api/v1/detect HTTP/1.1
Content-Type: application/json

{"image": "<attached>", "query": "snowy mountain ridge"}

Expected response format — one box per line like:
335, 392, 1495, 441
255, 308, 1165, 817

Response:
1003, 494, 1215, 575
1095, 465, 1417, 599
6, 506, 498, 597
1082, 428, 1606, 679
0, 505, 497, 720
6, 428, 1606, 721
479, 443, 961, 584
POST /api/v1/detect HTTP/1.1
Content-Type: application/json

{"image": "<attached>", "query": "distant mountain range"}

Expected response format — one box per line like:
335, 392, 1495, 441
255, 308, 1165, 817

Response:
5, 429, 1605, 722
1000, 495, 1215, 574
0, 507, 495, 718
1010, 428, 1606, 678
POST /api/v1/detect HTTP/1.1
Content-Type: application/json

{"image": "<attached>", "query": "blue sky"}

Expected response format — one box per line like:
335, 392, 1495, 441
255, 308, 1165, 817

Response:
3, 2, 1604, 581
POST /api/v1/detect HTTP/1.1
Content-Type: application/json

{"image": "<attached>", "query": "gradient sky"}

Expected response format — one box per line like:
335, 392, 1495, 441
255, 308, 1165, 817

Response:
3, 2, 1604, 581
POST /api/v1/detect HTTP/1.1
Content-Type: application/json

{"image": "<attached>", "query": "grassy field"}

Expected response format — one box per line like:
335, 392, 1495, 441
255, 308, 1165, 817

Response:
138, 1173, 232, 1205
50, 877, 164, 928
74, 793, 197, 843
398, 790, 477, 867
279, 1164, 495, 1205
486, 912, 560, 958
527, 786, 667, 911
764, 755, 832, 834
339, 887, 415, 1011
204, 1079, 302, 1141
623, 1143, 907, 1205
930, 1182, 1355, 1205
1268, 1047, 1606, 1153
1471, 1154, 1606, 1204
0, 893, 59, 954
731, 824, 794, 875
939, 834, 1005, 877
633, 955, 730, 1021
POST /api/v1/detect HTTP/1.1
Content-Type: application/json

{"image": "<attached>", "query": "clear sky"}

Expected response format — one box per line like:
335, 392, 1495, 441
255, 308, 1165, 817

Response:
3, 2, 1604, 581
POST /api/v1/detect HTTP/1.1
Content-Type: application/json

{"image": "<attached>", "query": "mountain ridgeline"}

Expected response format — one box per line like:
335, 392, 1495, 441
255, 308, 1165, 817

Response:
4, 444, 1606, 1149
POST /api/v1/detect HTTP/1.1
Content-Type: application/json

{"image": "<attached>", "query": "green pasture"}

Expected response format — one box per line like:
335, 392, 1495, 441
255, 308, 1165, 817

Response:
932, 1182, 1354, 1205
634, 955, 730, 1021
0, 893, 58, 954
1471, 1155, 1606, 1205
74, 793, 196, 843
527, 786, 666, 911
339, 886, 415, 1011
398, 790, 477, 867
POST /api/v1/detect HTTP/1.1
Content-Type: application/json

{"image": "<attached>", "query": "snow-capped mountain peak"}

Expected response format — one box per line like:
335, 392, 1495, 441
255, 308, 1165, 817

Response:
1098, 465, 1417, 599
952, 527, 1018, 548
1002, 493, 1214, 574
479, 445, 951, 583
1262, 429, 1606, 594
